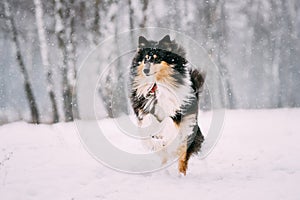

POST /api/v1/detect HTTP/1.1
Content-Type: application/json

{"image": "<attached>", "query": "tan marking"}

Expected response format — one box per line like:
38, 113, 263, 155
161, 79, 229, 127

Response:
173, 121, 180, 129
145, 55, 149, 59
155, 61, 173, 82
153, 54, 157, 59
177, 142, 188, 175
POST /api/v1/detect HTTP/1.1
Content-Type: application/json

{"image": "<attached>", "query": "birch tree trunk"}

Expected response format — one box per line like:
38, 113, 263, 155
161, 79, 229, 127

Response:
92, 0, 101, 45
128, 0, 134, 30
65, 0, 79, 119
217, 0, 236, 108
4, 0, 40, 123
54, 0, 69, 121
282, 0, 298, 107
33, 0, 59, 123
53, 0, 78, 121
98, 1, 129, 118
270, 0, 282, 107
139, 0, 148, 28
201, 0, 226, 109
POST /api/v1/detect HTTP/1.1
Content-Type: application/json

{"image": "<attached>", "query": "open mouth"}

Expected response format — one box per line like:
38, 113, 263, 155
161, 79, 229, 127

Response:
145, 72, 157, 76
148, 83, 157, 95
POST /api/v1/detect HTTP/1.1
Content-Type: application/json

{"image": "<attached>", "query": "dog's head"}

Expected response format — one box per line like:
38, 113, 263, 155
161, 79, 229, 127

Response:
130, 35, 204, 119
131, 35, 188, 88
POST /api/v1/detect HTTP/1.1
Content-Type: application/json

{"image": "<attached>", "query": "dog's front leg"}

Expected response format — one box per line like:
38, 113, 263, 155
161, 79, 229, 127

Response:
150, 103, 165, 123
135, 110, 145, 127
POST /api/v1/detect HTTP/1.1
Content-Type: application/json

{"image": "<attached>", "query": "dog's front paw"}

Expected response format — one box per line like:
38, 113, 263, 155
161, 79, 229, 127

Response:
137, 119, 143, 127
150, 135, 166, 151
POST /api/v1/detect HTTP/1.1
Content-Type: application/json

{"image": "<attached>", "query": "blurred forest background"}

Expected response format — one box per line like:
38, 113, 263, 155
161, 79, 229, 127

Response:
0, 0, 300, 124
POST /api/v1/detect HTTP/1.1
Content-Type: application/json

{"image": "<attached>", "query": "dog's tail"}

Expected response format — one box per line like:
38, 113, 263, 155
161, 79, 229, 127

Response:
190, 69, 206, 97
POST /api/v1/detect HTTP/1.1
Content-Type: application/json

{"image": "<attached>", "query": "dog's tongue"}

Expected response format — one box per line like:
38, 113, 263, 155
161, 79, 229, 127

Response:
150, 83, 157, 94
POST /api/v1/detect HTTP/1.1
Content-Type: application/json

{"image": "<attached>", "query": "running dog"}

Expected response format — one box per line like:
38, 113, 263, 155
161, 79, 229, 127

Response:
130, 35, 205, 175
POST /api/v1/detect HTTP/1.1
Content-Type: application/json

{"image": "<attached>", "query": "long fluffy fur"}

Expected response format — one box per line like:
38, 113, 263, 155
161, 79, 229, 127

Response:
130, 35, 205, 175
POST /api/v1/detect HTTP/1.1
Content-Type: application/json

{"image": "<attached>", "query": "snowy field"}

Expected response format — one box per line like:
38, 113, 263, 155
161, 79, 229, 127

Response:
0, 109, 299, 200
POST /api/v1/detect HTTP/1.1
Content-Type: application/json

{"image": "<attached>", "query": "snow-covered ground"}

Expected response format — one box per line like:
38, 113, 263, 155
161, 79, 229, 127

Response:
0, 109, 299, 200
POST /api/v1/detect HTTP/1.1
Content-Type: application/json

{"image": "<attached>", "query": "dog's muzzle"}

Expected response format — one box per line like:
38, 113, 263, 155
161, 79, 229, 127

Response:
143, 62, 151, 76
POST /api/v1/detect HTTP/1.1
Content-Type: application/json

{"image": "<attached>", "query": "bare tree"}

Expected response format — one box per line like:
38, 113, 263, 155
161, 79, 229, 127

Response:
196, 0, 227, 109
97, 0, 117, 118
243, 0, 299, 108
215, 0, 236, 108
280, 0, 298, 107
53, 0, 78, 121
269, 0, 283, 107
3, 0, 40, 123
33, 0, 59, 123
84, 0, 101, 46
139, 0, 149, 28
65, 0, 79, 119
128, 0, 134, 30
98, 0, 129, 118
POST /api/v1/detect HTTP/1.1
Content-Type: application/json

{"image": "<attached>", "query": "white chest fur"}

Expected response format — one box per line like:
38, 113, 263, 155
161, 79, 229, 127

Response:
155, 75, 194, 117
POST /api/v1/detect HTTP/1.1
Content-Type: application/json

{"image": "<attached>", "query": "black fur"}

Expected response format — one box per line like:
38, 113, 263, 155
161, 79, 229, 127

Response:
170, 111, 182, 126
186, 126, 204, 162
186, 69, 206, 159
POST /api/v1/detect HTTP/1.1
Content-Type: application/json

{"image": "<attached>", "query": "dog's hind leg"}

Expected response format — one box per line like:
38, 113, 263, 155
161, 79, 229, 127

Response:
178, 142, 188, 175
186, 126, 204, 164
175, 113, 196, 175
178, 125, 204, 175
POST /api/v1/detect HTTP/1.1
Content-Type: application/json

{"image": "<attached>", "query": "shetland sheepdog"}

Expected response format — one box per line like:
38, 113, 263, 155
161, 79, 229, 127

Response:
130, 35, 205, 175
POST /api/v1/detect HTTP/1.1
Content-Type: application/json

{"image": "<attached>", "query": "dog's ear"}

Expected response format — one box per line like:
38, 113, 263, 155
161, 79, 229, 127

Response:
138, 36, 148, 48
158, 35, 173, 51
158, 35, 171, 46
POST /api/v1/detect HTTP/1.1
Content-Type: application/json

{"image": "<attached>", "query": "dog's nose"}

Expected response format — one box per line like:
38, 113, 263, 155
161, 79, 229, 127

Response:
143, 63, 151, 75
143, 68, 150, 75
